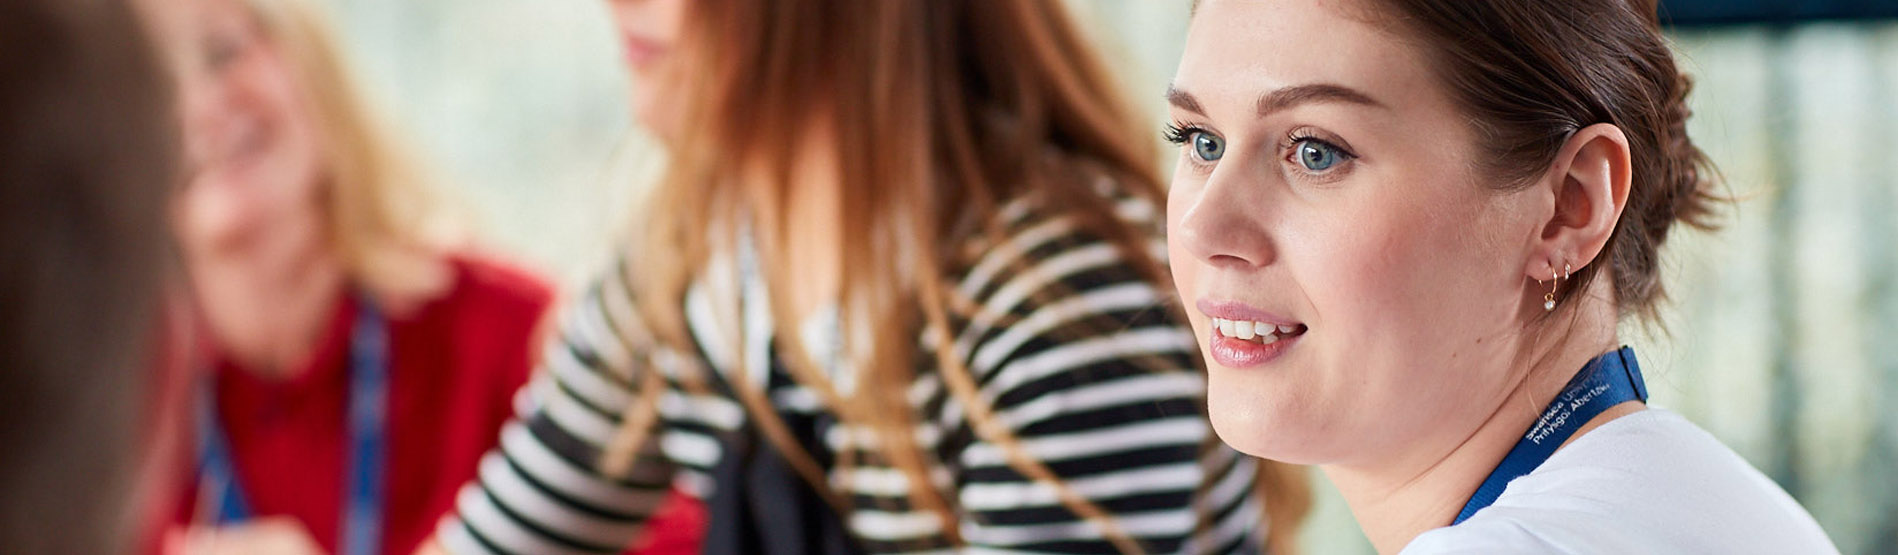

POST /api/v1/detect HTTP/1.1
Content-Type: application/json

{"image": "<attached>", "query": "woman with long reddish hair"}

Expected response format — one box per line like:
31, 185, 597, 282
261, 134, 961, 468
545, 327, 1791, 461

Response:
428, 0, 1303, 553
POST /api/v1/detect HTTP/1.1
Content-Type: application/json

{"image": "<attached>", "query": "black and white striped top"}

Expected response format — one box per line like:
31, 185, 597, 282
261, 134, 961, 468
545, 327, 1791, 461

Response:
435, 184, 1263, 554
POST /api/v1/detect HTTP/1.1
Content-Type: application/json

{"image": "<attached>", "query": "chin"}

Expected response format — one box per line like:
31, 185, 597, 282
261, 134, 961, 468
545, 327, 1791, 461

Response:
631, 97, 683, 144
1205, 370, 1332, 464
1205, 373, 1280, 457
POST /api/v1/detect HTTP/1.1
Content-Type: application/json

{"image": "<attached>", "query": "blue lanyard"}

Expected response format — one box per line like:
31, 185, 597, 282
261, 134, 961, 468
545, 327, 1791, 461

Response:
1452, 346, 1648, 525
197, 298, 389, 555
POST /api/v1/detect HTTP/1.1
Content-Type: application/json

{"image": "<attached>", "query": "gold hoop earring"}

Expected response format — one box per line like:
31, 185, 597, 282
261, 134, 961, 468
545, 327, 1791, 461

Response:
1544, 273, 1558, 311
1543, 262, 1569, 312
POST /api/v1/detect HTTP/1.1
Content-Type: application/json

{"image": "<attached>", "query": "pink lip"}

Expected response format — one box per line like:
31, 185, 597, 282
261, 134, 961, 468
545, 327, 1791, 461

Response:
1209, 333, 1298, 368
1196, 298, 1304, 369
622, 34, 666, 67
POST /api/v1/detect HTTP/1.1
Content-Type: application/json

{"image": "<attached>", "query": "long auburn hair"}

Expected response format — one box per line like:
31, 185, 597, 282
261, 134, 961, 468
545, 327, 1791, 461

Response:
604, 1, 1307, 552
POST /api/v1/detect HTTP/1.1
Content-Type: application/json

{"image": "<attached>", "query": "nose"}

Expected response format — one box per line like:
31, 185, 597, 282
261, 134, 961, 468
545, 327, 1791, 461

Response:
1176, 170, 1276, 270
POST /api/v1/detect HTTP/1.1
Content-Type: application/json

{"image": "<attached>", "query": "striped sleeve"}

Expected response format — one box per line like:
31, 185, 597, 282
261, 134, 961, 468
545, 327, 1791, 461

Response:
941, 203, 1257, 553
435, 260, 677, 555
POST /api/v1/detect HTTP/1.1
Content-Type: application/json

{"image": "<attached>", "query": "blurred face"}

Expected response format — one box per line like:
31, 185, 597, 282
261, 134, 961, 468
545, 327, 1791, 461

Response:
1165, 0, 1546, 466
163, 0, 326, 265
605, 0, 690, 140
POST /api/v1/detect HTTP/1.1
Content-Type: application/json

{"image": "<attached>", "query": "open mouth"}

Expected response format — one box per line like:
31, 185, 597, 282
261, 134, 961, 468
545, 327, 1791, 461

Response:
201, 113, 268, 177
1209, 317, 1307, 344
228, 118, 268, 166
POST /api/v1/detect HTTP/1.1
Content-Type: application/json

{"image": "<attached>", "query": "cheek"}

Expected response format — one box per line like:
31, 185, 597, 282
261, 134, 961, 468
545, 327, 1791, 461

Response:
629, 59, 693, 142
651, 0, 688, 40
1164, 181, 1205, 333
1298, 187, 1505, 346
1275, 200, 1413, 344
1241, 185, 1516, 457
247, 62, 324, 203
628, 80, 671, 137
1164, 185, 1193, 289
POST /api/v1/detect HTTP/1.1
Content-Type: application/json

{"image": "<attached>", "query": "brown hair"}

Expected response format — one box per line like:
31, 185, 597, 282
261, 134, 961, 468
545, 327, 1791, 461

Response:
0, 0, 177, 551
1369, 0, 1720, 323
602, 0, 1306, 551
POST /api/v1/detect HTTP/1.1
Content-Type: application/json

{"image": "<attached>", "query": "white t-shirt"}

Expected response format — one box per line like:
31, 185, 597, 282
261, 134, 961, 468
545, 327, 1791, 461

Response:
1401, 409, 1839, 554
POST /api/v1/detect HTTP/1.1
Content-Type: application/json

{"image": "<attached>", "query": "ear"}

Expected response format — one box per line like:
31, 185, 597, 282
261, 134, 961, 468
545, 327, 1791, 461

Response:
1528, 123, 1631, 279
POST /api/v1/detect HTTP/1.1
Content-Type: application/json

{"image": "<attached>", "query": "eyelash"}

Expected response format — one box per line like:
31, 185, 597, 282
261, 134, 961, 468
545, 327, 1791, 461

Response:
1163, 121, 1221, 174
1281, 129, 1358, 182
1164, 122, 1361, 181
1162, 122, 1200, 145
1280, 130, 1354, 161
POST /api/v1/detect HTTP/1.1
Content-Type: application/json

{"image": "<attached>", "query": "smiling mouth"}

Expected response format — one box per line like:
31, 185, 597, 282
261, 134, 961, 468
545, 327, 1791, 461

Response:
230, 118, 268, 164
1209, 317, 1307, 344
197, 115, 267, 180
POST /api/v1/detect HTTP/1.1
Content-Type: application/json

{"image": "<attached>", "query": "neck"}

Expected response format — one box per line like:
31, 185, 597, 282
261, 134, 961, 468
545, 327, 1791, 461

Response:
1326, 282, 1636, 553
189, 244, 347, 380
747, 117, 844, 325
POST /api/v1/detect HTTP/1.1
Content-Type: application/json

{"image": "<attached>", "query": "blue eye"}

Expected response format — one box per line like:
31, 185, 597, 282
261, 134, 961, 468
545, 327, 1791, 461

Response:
1192, 132, 1225, 162
1294, 139, 1345, 171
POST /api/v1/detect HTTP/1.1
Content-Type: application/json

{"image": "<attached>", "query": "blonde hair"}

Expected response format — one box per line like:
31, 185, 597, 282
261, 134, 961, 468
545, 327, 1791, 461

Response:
239, 0, 456, 310
602, 1, 1309, 552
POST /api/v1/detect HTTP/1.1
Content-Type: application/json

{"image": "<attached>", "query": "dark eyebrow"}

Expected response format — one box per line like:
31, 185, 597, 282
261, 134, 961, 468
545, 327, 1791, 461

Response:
1257, 83, 1383, 117
1165, 85, 1206, 116
1166, 83, 1384, 119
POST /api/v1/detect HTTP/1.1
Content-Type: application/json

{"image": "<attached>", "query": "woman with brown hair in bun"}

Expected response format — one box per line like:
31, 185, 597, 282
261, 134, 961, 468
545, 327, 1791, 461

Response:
1164, 0, 1837, 552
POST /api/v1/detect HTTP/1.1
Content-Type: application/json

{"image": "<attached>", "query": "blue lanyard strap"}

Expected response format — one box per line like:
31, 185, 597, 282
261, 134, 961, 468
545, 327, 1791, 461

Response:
1452, 346, 1647, 525
342, 303, 389, 555
195, 390, 253, 523
197, 298, 389, 555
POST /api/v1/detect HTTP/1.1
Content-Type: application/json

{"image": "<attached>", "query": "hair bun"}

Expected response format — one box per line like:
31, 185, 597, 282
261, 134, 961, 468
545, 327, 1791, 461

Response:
1377, 0, 1724, 323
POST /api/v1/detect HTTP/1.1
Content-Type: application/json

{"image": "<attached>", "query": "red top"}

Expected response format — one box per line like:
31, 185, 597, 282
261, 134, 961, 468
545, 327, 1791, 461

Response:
162, 256, 553, 554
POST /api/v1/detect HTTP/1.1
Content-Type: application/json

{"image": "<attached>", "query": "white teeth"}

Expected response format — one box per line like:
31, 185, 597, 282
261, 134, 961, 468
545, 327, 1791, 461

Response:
1210, 317, 1302, 343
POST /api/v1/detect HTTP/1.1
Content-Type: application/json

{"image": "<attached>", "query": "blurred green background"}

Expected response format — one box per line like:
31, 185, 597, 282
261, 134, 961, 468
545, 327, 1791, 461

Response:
317, 0, 1897, 552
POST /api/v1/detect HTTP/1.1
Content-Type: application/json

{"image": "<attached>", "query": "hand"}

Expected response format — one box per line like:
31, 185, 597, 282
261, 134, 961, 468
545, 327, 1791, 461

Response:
166, 517, 326, 555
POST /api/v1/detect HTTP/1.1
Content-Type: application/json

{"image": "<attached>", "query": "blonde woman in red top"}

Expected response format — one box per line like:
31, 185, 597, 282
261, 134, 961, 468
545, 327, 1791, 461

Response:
136, 0, 555, 552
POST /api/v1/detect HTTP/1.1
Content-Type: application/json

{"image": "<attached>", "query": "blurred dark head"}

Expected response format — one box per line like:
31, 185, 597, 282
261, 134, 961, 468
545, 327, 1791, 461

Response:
0, 0, 178, 551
